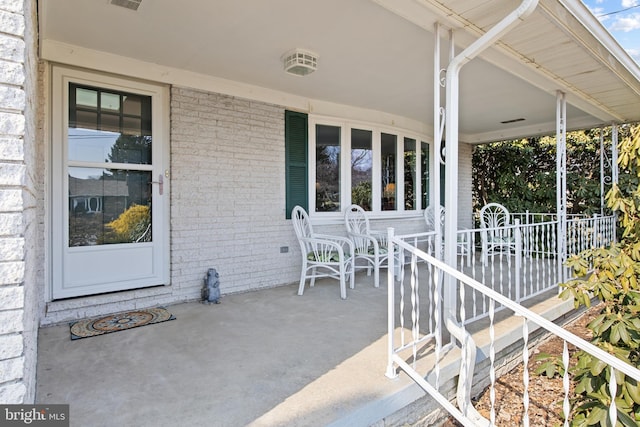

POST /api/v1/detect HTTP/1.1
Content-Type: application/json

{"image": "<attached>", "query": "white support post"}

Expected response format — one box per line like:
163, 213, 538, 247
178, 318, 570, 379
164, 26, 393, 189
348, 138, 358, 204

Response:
612, 124, 619, 185
443, 0, 539, 322
612, 124, 619, 245
432, 23, 442, 259
386, 227, 397, 379
556, 91, 567, 285
600, 128, 605, 216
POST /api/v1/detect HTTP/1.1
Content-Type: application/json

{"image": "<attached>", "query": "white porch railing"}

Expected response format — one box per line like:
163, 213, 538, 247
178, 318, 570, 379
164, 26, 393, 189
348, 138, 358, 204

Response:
407, 215, 615, 325
385, 215, 635, 426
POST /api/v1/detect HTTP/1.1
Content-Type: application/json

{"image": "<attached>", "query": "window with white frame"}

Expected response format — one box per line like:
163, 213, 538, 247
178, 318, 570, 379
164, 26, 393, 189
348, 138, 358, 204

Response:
309, 118, 429, 215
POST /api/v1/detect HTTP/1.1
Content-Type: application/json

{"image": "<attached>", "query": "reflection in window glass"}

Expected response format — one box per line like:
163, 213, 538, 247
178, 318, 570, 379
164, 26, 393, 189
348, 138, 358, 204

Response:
404, 138, 416, 210
421, 142, 430, 209
316, 125, 341, 212
101, 92, 120, 112
76, 88, 97, 108
351, 129, 373, 210
68, 168, 152, 247
68, 83, 152, 164
381, 133, 397, 211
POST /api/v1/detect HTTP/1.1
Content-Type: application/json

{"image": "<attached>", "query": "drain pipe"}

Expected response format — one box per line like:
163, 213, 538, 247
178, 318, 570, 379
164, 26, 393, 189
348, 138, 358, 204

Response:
442, 0, 539, 423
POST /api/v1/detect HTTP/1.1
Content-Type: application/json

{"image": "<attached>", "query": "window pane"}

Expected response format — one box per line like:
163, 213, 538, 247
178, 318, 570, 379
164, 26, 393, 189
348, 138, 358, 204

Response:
123, 95, 142, 116
101, 92, 121, 112
404, 138, 416, 210
76, 88, 97, 108
381, 133, 397, 211
69, 168, 152, 247
101, 113, 120, 133
421, 142, 430, 209
351, 128, 372, 210
316, 125, 341, 212
69, 84, 152, 164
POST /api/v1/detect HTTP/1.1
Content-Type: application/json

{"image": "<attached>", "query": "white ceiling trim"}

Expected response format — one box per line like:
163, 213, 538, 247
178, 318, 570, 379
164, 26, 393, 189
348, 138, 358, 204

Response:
372, 0, 628, 124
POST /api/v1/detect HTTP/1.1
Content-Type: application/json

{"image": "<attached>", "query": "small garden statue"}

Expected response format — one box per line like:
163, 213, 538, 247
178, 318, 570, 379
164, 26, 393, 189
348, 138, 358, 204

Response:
202, 268, 221, 304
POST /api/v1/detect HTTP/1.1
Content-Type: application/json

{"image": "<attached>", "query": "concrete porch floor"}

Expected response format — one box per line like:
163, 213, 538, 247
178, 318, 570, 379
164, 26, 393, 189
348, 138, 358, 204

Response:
35, 274, 428, 427
35, 267, 574, 427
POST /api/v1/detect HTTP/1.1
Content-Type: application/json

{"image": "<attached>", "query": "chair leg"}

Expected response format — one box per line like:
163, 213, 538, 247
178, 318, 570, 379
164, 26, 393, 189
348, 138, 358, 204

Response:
310, 267, 316, 287
339, 269, 347, 300
373, 257, 380, 288
298, 262, 307, 296
349, 258, 355, 290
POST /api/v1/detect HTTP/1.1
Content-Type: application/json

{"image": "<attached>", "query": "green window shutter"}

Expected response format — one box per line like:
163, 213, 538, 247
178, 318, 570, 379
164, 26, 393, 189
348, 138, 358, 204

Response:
285, 110, 308, 219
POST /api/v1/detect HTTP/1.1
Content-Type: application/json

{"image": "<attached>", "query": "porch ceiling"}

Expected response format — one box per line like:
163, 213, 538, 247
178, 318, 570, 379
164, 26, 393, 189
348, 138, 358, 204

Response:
39, 0, 640, 143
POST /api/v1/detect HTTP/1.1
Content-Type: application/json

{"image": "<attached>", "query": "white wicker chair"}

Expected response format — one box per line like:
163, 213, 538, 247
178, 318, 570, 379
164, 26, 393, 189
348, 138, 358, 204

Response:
292, 206, 355, 299
344, 204, 389, 288
480, 202, 515, 265
424, 205, 470, 261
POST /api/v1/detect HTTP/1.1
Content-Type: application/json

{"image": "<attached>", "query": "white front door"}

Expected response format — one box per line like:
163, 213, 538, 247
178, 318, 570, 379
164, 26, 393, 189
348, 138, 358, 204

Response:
51, 66, 170, 299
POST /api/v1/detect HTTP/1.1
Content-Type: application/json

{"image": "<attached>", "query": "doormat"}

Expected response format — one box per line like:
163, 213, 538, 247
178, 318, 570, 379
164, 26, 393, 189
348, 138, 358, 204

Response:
69, 307, 176, 340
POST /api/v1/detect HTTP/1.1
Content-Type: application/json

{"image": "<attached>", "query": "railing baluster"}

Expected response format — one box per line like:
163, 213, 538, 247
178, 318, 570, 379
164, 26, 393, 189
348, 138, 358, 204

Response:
434, 266, 442, 390
562, 340, 570, 427
489, 298, 496, 426
411, 252, 419, 368
522, 318, 530, 427
609, 366, 618, 426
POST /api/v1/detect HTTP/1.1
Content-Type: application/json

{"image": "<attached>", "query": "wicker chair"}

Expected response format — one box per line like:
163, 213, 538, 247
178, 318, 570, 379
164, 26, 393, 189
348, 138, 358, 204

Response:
480, 202, 515, 265
344, 204, 389, 288
291, 206, 355, 299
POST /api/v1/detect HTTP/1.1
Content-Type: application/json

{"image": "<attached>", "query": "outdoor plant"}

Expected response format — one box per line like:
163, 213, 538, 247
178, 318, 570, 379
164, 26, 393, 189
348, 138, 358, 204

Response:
559, 125, 640, 426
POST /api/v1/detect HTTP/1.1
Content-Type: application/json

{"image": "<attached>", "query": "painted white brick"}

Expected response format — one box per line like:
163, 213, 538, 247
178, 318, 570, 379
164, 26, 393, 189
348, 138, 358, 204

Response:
0, 163, 23, 185
0, 85, 24, 110
0, 137, 24, 160
0, 261, 24, 284
0, 10, 23, 37
0, 356, 23, 382
0, 189, 22, 211
0, 35, 24, 62
0, 285, 22, 309
0, 60, 23, 85
0, 112, 24, 136
0, 382, 26, 404
0, 0, 23, 14
0, 213, 21, 235
0, 334, 22, 359
0, 310, 22, 334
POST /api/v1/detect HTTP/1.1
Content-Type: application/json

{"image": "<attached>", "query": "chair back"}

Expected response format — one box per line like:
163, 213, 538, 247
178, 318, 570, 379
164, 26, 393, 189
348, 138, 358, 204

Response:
345, 204, 371, 236
480, 203, 510, 230
424, 205, 445, 232
292, 205, 313, 241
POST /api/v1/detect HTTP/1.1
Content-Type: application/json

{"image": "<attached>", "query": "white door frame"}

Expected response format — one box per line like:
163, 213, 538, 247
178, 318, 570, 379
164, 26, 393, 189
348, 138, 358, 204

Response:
50, 65, 170, 300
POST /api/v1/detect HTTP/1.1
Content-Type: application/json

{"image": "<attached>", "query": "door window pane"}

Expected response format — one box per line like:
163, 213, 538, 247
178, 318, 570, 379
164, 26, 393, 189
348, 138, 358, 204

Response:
69, 83, 152, 164
351, 129, 373, 210
404, 138, 416, 210
316, 125, 341, 212
381, 133, 397, 211
68, 168, 152, 246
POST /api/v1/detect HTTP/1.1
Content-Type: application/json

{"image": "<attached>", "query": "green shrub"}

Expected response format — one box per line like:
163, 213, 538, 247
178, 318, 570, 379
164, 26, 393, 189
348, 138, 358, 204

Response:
561, 126, 640, 426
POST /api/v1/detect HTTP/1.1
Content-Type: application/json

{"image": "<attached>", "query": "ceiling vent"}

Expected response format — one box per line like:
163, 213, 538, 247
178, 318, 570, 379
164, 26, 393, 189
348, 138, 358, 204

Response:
110, 0, 142, 11
282, 49, 318, 76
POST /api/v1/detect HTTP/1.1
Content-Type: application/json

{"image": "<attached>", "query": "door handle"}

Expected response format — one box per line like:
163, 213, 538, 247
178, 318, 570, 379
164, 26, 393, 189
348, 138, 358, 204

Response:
149, 174, 163, 195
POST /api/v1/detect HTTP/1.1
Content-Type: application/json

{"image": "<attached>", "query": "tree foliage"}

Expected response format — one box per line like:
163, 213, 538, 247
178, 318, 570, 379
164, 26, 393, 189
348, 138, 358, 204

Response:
560, 125, 640, 426
472, 128, 628, 216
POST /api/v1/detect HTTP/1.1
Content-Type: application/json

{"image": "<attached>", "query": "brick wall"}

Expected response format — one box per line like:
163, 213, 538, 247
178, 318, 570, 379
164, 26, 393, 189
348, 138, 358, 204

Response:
170, 87, 300, 297
41, 83, 476, 324
0, 0, 38, 404
458, 142, 474, 229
